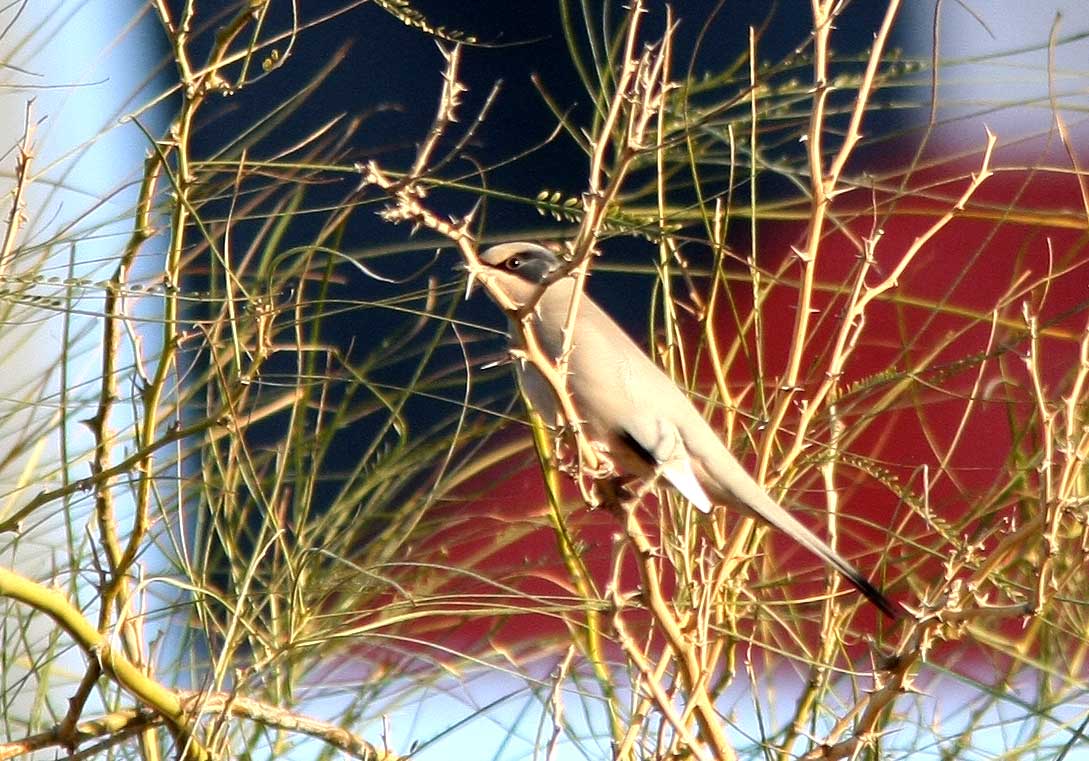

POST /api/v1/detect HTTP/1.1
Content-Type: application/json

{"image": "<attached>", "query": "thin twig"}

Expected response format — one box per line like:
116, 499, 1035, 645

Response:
0, 567, 207, 761
759, 0, 903, 482
773, 129, 997, 484
0, 415, 226, 535
0, 100, 35, 277
617, 501, 737, 760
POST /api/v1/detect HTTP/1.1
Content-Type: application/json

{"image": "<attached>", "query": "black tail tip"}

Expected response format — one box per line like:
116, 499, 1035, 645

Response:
853, 576, 902, 621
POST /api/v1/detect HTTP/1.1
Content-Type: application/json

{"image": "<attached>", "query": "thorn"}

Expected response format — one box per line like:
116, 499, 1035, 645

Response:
463, 263, 487, 301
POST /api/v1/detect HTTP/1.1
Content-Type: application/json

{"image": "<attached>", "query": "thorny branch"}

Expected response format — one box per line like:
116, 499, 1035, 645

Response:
0, 690, 385, 761
759, 0, 904, 483
556, 0, 673, 395
803, 591, 1035, 760
0, 100, 35, 277
772, 129, 997, 486
610, 499, 738, 761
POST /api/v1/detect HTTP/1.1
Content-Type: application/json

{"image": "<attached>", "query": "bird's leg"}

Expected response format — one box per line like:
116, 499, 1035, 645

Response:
553, 435, 624, 510
559, 433, 614, 476
578, 437, 615, 479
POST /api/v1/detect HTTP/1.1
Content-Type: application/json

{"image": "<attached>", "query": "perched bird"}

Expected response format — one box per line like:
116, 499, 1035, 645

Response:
471, 241, 898, 619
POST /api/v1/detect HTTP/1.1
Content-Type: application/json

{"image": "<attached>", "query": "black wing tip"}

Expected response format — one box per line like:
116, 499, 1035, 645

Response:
851, 574, 902, 621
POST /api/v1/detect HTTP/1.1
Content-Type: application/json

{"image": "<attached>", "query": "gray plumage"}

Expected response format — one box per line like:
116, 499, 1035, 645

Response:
473, 242, 897, 619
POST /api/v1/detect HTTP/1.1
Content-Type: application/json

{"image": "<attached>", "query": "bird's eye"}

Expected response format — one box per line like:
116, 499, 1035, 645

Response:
505, 256, 523, 270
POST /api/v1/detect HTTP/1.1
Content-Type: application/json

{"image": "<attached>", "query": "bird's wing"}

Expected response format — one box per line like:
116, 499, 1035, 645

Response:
658, 456, 714, 513
618, 418, 714, 513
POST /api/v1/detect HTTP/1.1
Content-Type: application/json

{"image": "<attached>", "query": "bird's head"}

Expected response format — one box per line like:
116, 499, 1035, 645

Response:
468, 242, 565, 308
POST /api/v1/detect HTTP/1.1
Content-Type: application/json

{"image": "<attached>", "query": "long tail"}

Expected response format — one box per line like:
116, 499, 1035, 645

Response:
698, 450, 900, 619
743, 485, 898, 619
